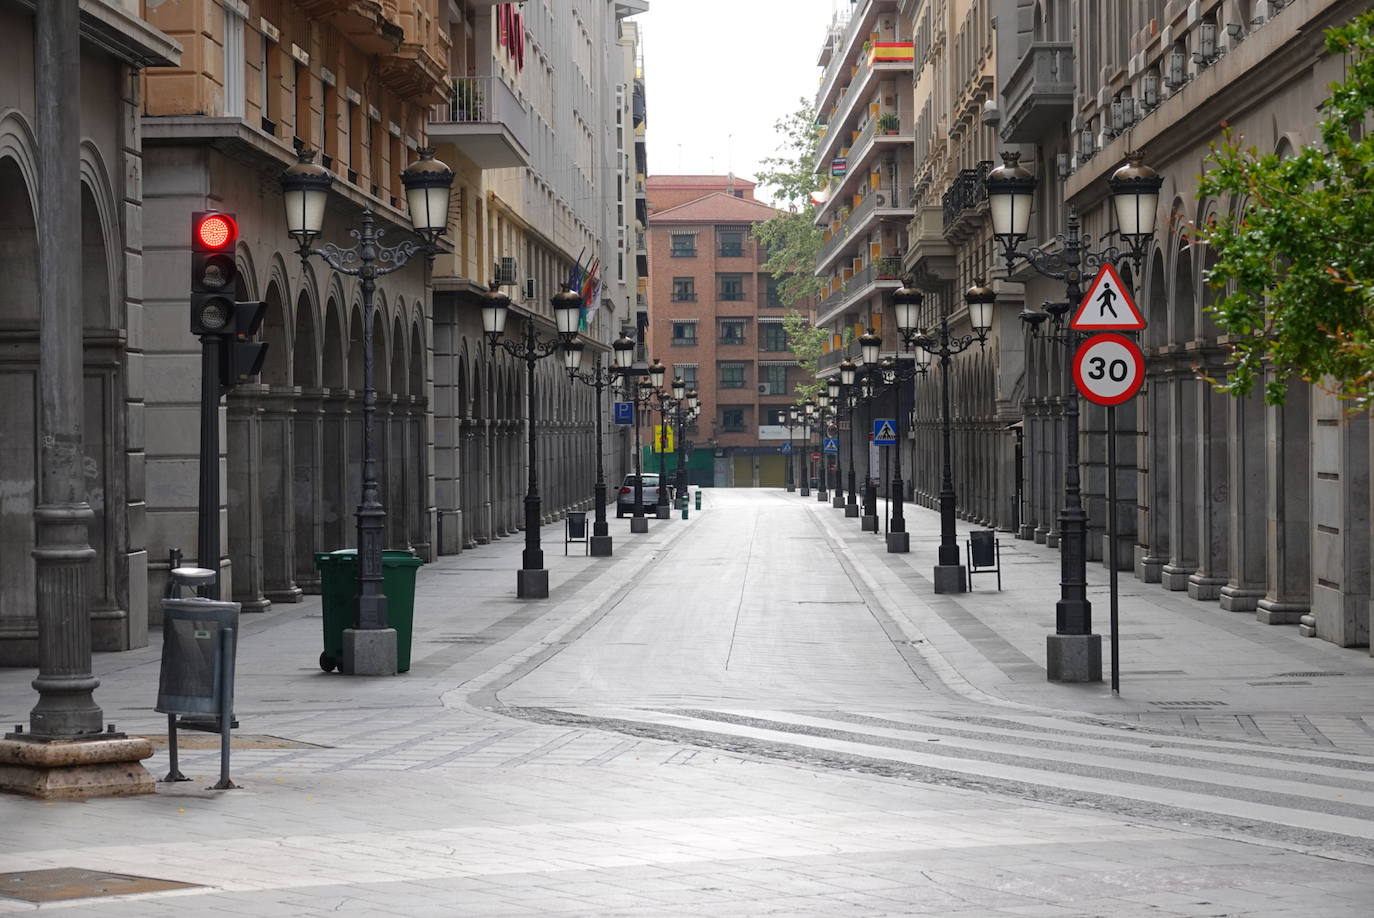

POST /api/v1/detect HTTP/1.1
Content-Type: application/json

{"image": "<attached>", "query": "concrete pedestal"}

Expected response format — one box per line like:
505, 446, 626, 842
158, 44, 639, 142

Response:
933, 564, 967, 594
590, 536, 613, 557
342, 628, 397, 676
817, 490, 828, 501
786, 485, 795, 492
655, 505, 671, 519
845, 504, 860, 518
832, 495, 844, 508
861, 514, 878, 532
630, 517, 649, 533
1046, 633, 1102, 683
800, 487, 810, 497
1219, 585, 1263, 612
1255, 599, 1307, 625
886, 532, 909, 553
517, 568, 550, 599
0, 736, 155, 799
1017, 525, 1035, 540
1187, 574, 1227, 601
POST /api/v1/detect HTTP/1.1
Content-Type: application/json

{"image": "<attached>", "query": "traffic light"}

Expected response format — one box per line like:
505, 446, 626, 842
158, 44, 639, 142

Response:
220, 300, 269, 389
191, 211, 238, 335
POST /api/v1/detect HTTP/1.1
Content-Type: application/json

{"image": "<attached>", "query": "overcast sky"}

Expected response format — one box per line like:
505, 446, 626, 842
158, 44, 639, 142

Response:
632, 0, 844, 204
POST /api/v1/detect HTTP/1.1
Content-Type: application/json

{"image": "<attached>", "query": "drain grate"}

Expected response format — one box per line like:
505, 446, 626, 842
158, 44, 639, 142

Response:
1148, 700, 1228, 707
1276, 672, 1346, 678
0, 868, 200, 903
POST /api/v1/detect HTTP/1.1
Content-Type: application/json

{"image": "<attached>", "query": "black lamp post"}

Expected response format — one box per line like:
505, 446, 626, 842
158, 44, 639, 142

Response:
672, 382, 693, 507
826, 376, 844, 508
481, 285, 583, 598
856, 332, 882, 532
801, 398, 817, 495
624, 370, 659, 533
281, 148, 453, 675
815, 390, 831, 501
986, 150, 1160, 682
643, 359, 675, 519
565, 333, 634, 557
903, 282, 993, 592
839, 360, 860, 516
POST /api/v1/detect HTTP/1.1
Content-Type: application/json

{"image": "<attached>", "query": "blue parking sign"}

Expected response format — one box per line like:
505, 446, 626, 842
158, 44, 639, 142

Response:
613, 401, 634, 425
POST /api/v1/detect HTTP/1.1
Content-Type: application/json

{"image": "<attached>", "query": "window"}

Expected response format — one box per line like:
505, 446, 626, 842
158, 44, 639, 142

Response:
260, 33, 278, 134
719, 364, 746, 388
321, 80, 337, 166
675, 365, 698, 390
718, 274, 745, 301
759, 323, 788, 352
671, 277, 696, 301
764, 406, 790, 425
224, 6, 245, 118
764, 275, 783, 307
671, 234, 697, 257
761, 365, 788, 392
717, 229, 744, 257
722, 408, 746, 431
719, 319, 746, 345
671, 322, 697, 346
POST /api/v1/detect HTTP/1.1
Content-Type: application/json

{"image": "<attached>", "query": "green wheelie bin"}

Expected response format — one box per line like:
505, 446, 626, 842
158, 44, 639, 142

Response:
313, 549, 422, 673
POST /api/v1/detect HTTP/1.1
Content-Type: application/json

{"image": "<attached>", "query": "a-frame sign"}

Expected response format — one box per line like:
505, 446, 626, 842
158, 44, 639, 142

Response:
1070, 263, 1145, 331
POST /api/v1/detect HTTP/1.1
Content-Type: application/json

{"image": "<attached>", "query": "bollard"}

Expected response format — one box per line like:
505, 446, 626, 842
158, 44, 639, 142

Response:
694, 489, 702, 510
681, 504, 688, 520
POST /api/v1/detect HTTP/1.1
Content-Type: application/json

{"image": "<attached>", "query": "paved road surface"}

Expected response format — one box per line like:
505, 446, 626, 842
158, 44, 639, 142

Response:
2, 489, 1372, 916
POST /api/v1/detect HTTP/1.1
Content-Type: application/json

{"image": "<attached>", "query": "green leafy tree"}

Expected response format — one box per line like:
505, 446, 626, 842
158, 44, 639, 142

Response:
752, 99, 826, 308
781, 310, 829, 404
1197, 11, 1374, 405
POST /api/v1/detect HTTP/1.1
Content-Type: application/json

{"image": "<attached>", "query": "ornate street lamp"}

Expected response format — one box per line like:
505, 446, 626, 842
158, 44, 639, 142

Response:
281, 147, 452, 675
483, 285, 583, 597
907, 281, 993, 591
986, 149, 1160, 682
566, 338, 623, 557
815, 390, 831, 502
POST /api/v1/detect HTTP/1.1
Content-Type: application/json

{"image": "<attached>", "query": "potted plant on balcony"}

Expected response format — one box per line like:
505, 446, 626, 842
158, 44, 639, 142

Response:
451, 77, 484, 121
877, 111, 900, 135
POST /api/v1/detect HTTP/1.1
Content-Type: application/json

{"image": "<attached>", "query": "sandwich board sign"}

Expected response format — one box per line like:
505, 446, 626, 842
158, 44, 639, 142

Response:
1070, 263, 1145, 331
872, 419, 897, 445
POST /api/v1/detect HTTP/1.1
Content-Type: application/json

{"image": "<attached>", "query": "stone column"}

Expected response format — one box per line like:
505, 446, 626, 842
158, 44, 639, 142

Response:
1161, 367, 1199, 590
261, 387, 301, 603
293, 389, 325, 593
1136, 370, 1170, 581
227, 385, 270, 612
1307, 394, 1369, 645
1188, 367, 1230, 600
1256, 378, 1312, 625
1220, 386, 1266, 611
321, 390, 353, 550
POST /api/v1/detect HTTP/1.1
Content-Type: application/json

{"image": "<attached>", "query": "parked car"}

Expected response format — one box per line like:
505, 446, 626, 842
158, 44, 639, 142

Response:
616, 473, 670, 517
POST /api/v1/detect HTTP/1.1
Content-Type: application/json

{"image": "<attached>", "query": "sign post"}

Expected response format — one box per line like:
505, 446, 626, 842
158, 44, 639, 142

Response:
1072, 331, 1146, 695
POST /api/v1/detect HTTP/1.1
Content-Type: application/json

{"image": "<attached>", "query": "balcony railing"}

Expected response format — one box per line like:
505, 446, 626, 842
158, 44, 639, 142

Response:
671, 247, 697, 258
816, 256, 904, 321
1002, 43, 1074, 143
717, 244, 745, 257
719, 291, 745, 301
429, 74, 531, 168
941, 162, 993, 232
671, 291, 698, 302
818, 185, 908, 267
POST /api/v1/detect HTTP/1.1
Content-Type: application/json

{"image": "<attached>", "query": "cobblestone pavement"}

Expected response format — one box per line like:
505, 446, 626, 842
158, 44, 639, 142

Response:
2, 489, 1373, 916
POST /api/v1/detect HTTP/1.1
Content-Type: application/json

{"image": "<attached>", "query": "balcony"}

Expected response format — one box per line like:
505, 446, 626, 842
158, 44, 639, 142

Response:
297, 1, 399, 55
816, 185, 914, 273
717, 244, 745, 258
429, 76, 531, 168
941, 162, 993, 241
671, 247, 697, 258
671, 292, 698, 302
815, 51, 915, 170
816, 257, 903, 325
1001, 43, 1074, 142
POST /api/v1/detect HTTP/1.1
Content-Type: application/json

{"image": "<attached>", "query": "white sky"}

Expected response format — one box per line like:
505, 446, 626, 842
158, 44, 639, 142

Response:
632, 0, 845, 205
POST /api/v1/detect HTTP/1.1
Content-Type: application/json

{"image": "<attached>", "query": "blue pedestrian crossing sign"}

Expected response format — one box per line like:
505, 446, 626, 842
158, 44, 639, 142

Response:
613, 401, 634, 425
872, 419, 897, 445
822, 437, 839, 453
780, 442, 793, 454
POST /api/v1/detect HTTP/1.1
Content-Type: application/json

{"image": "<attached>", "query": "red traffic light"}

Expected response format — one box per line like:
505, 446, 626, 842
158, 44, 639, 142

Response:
195, 212, 237, 251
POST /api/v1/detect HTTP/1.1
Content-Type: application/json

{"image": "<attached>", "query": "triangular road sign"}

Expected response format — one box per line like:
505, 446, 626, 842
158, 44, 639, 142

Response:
1070, 263, 1145, 331
872, 419, 897, 444
780, 442, 793, 454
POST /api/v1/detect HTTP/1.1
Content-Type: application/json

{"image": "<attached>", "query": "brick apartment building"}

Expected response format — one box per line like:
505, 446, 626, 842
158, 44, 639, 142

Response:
645, 176, 800, 487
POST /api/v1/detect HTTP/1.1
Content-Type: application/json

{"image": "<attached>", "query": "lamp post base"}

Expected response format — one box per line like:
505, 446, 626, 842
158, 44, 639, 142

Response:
816, 488, 828, 501
1046, 633, 1102, 683
0, 736, 156, 799
886, 531, 910, 553
517, 568, 550, 599
861, 514, 878, 532
786, 484, 796, 492
845, 502, 860, 518
630, 517, 650, 534
342, 628, 398, 676
655, 505, 671, 519
832, 495, 845, 509
590, 535, 613, 557
933, 564, 967, 594
799, 486, 810, 497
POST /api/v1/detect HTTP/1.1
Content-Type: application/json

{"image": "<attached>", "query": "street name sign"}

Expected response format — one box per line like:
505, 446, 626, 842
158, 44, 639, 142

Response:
1070, 263, 1145, 331
613, 401, 633, 425
822, 437, 839, 453
872, 419, 897, 445
1073, 333, 1146, 405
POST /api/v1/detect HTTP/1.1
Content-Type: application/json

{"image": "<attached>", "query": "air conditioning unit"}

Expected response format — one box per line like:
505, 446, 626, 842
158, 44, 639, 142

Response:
758, 383, 773, 395
494, 256, 518, 286
524, 277, 537, 300
874, 193, 887, 207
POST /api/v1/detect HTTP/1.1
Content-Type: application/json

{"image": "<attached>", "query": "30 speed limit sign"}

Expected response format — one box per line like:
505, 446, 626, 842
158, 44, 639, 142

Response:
1072, 333, 1145, 405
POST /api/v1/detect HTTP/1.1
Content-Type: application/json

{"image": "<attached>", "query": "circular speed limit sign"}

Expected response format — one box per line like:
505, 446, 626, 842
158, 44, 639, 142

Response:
1072, 333, 1145, 405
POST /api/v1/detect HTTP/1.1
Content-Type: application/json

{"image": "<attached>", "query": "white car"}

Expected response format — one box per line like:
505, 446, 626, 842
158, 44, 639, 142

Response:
616, 474, 670, 517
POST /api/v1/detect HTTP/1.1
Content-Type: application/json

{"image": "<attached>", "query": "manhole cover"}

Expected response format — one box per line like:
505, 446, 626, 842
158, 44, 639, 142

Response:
1148, 700, 1228, 707
136, 734, 324, 750
0, 868, 200, 903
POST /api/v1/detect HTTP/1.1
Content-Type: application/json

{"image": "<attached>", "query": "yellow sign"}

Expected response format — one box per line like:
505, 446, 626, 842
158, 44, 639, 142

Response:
651, 424, 675, 452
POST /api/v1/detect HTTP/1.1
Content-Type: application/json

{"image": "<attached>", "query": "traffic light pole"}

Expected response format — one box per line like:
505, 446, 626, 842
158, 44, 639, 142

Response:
197, 338, 223, 599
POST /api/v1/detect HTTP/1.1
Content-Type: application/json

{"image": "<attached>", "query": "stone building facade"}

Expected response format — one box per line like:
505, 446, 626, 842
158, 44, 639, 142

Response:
645, 175, 796, 488
0, 0, 179, 664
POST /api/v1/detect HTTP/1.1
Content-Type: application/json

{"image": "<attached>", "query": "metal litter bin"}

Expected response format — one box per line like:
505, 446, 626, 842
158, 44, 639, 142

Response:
156, 597, 240, 788
313, 549, 422, 673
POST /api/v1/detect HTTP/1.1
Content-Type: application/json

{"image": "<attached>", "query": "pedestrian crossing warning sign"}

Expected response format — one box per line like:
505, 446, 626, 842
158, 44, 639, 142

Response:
780, 442, 793, 454
823, 437, 839, 453
872, 419, 897, 445
1070, 263, 1145, 331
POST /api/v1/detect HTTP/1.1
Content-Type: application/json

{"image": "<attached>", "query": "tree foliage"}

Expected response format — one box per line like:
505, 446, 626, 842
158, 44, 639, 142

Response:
782, 309, 829, 403
752, 99, 826, 308
1196, 11, 1374, 405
